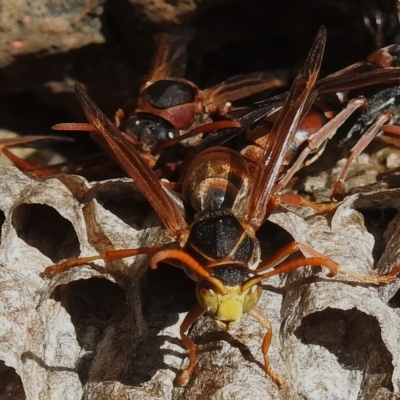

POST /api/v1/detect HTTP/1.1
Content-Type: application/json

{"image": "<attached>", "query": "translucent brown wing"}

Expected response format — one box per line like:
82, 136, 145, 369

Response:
200, 71, 287, 111
316, 68, 400, 93
244, 26, 327, 229
75, 84, 189, 238
244, 56, 400, 111
147, 30, 192, 83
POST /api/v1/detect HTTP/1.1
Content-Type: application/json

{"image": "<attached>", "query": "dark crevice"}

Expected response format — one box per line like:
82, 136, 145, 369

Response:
295, 308, 393, 394
12, 203, 80, 262
356, 207, 397, 263
388, 289, 400, 308
0, 209, 5, 244
0, 360, 26, 400
256, 220, 295, 262
51, 278, 129, 384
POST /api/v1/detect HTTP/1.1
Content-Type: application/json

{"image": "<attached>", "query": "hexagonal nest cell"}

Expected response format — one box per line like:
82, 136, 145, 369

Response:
12, 203, 80, 263
1, 165, 400, 399
2, 0, 400, 398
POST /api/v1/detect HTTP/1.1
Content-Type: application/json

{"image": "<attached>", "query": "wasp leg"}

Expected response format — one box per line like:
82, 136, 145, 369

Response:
379, 124, 400, 135
252, 242, 394, 284
331, 110, 391, 200
52, 122, 93, 131
274, 193, 339, 213
43, 246, 162, 277
274, 97, 367, 193
1, 147, 41, 171
0, 136, 70, 175
175, 304, 205, 386
254, 242, 339, 277
249, 307, 285, 388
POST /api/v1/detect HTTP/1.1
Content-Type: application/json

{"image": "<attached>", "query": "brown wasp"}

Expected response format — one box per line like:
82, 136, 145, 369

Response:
53, 30, 286, 173
43, 27, 398, 387
236, 42, 400, 199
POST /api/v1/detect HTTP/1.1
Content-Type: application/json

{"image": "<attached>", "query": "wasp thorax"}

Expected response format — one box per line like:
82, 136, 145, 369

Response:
146, 80, 196, 108
183, 147, 249, 213
124, 113, 177, 149
196, 266, 262, 330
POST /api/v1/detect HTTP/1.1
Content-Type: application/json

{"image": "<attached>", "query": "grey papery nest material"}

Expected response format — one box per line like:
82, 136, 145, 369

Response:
0, 165, 400, 400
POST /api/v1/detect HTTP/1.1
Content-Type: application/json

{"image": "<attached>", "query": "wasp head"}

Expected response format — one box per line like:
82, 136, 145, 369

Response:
124, 113, 177, 152
196, 265, 262, 330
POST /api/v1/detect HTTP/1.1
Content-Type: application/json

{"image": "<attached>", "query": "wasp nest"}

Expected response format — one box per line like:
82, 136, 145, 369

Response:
0, 164, 400, 400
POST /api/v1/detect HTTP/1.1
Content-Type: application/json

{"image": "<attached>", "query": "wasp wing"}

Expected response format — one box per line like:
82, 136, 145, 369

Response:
316, 68, 400, 93
200, 71, 288, 112
75, 84, 189, 238
245, 26, 326, 229
147, 29, 192, 83
246, 55, 400, 110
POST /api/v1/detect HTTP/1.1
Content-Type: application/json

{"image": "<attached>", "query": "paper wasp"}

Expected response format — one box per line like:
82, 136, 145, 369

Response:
235, 42, 400, 198
53, 30, 286, 172
42, 26, 400, 387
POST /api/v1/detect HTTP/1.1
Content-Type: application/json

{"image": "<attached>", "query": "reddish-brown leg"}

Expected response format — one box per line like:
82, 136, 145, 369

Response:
331, 111, 391, 200
249, 307, 285, 388
43, 246, 163, 277
274, 97, 367, 193
2, 147, 41, 171
379, 125, 400, 135
276, 194, 339, 213
0, 135, 72, 173
248, 241, 394, 285
1, 148, 62, 177
175, 304, 205, 386
114, 108, 125, 128
254, 242, 339, 277
52, 123, 93, 131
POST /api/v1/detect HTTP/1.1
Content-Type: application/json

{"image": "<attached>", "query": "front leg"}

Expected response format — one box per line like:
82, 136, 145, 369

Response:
249, 307, 285, 388
175, 304, 205, 386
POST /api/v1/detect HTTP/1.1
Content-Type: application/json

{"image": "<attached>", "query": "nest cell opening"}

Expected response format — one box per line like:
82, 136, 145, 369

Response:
0, 208, 5, 244
51, 278, 129, 383
388, 289, 400, 308
295, 308, 394, 393
256, 220, 295, 262
0, 359, 25, 400
11, 203, 80, 262
94, 181, 159, 229
356, 207, 397, 263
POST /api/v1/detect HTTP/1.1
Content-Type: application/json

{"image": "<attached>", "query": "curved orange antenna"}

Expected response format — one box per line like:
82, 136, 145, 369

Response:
150, 249, 227, 294
156, 120, 241, 151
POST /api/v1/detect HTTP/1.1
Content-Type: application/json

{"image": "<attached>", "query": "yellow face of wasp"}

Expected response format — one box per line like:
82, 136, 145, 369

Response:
196, 281, 262, 330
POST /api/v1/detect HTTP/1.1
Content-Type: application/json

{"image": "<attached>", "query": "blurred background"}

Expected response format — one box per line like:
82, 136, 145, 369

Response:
1, 0, 400, 164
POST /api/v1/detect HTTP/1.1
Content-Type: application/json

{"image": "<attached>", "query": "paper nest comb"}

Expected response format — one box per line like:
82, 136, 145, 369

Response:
1, 163, 400, 400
